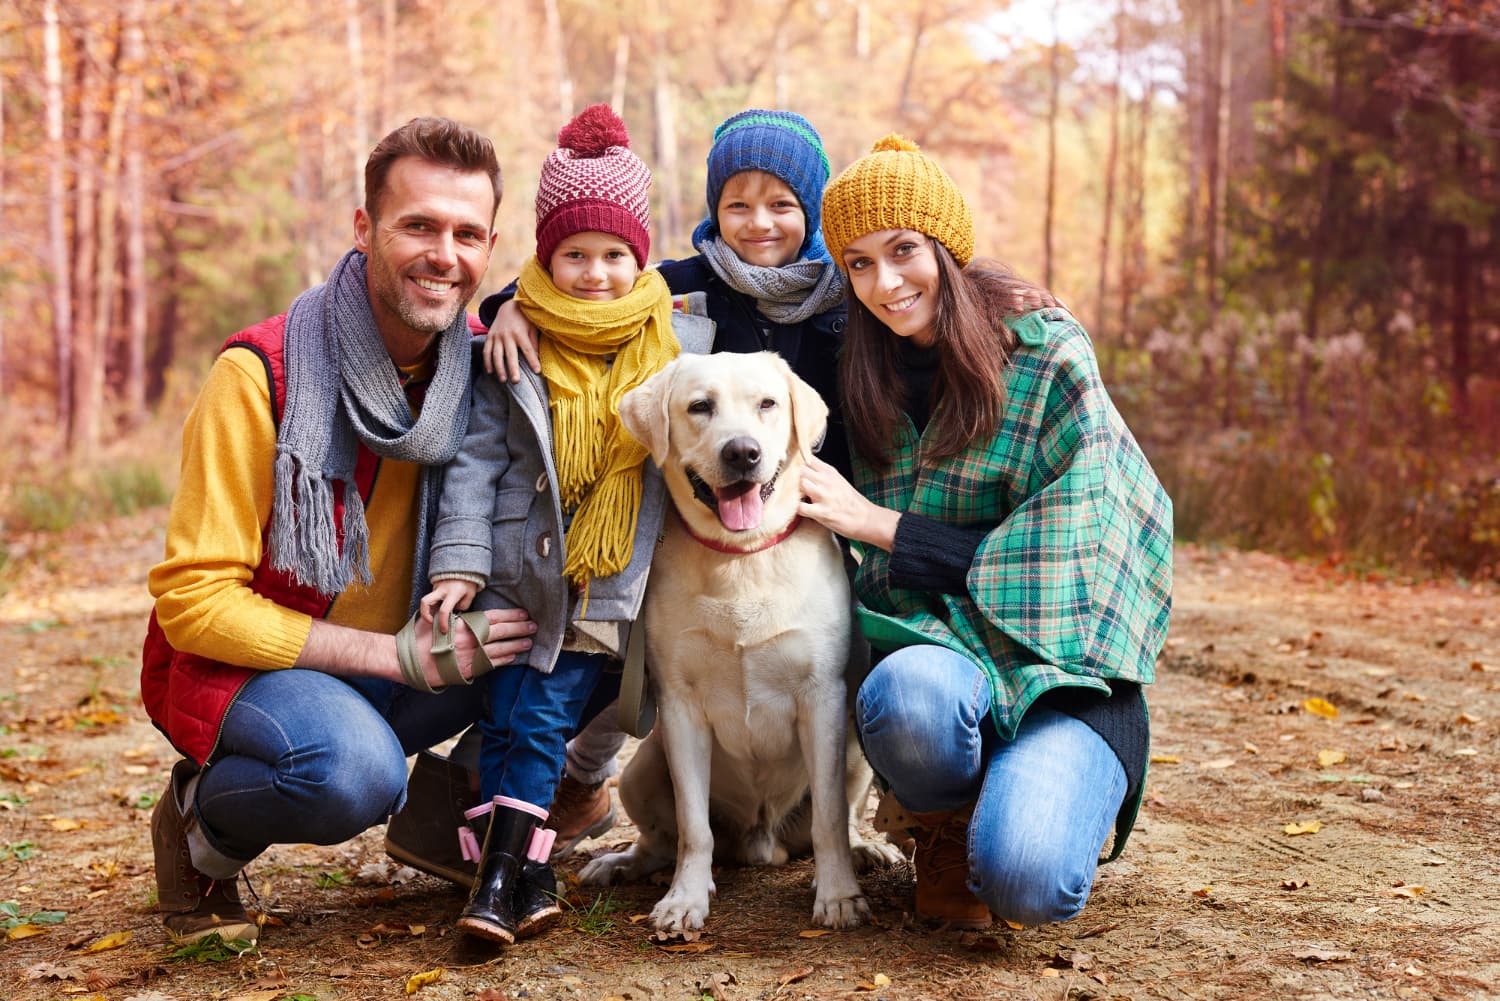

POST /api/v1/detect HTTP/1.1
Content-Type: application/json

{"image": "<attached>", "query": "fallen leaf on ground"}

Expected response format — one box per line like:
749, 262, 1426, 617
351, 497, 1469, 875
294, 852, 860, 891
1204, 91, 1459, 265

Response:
1281, 878, 1310, 890
1391, 884, 1425, 897
777, 966, 813, 987
403, 968, 444, 994
7, 925, 48, 940
1302, 698, 1338, 719
1284, 820, 1322, 835
855, 973, 892, 990
1294, 947, 1352, 963
50, 818, 84, 831
82, 930, 132, 953
659, 941, 715, 953
696, 971, 735, 1000
1317, 749, 1346, 767
797, 929, 831, 938
1150, 754, 1179, 764
226, 991, 285, 1001
1456, 713, 1482, 724
1201, 758, 1235, 769
1192, 886, 1213, 897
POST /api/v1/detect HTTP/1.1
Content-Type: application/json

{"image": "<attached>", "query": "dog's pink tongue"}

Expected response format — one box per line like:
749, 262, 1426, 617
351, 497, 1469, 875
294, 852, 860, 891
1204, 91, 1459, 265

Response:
716, 483, 764, 532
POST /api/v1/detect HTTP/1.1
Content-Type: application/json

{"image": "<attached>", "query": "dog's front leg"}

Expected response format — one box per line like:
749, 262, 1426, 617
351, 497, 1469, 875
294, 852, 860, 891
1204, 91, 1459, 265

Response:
650, 698, 717, 933
800, 684, 869, 929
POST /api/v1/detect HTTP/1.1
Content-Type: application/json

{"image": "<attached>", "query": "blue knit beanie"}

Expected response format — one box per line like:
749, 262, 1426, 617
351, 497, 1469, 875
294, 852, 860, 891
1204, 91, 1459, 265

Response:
691, 109, 832, 262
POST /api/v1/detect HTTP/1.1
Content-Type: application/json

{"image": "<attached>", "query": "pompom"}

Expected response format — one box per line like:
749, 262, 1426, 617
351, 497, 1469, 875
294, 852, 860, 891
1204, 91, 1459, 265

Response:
558, 103, 630, 157
872, 133, 919, 154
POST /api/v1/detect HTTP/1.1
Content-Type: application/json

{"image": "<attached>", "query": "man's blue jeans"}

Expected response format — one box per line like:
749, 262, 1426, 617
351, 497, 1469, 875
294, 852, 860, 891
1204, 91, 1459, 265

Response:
193, 669, 491, 865
855, 644, 1128, 926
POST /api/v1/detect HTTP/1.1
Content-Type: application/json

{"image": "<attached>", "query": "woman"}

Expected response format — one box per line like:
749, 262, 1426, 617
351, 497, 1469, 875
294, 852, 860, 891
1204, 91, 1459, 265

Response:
799, 135, 1173, 928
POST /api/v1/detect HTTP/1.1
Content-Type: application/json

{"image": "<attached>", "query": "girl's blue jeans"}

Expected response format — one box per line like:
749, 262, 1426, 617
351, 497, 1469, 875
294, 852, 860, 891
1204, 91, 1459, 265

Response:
476, 649, 606, 807
855, 644, 1128, 926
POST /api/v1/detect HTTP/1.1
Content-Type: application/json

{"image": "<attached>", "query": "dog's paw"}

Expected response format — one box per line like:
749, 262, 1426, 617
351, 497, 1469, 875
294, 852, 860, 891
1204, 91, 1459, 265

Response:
650, 882, 715, 933
811, 891, 871, 929
579, 849, 644, 886
851, 836, 905, 871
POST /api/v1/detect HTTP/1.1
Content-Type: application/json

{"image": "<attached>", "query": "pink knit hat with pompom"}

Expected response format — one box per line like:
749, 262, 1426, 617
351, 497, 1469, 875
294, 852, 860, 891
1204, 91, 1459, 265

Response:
535, 104, 653, 267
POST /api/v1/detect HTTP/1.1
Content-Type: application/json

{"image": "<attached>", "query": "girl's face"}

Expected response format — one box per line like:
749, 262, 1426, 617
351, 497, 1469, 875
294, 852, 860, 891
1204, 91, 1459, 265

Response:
715, 170, 806, 268
548, 231, 640, 301
841, 229, 941, 347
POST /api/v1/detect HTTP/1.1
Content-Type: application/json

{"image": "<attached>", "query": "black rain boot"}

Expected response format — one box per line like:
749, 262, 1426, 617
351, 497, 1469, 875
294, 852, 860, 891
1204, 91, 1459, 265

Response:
456, 797, 546, 944
514, 826, 562, 940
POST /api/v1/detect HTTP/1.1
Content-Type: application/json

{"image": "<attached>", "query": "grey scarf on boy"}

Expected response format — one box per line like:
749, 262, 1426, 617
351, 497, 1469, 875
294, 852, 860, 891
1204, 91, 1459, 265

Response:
270, 249, 472, 610
698, 235, 846, 325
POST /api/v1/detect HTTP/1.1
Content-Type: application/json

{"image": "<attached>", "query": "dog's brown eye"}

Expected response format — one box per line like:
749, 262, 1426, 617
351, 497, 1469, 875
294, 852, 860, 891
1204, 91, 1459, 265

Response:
759, 398, 777, 411
688, 399, 714, 415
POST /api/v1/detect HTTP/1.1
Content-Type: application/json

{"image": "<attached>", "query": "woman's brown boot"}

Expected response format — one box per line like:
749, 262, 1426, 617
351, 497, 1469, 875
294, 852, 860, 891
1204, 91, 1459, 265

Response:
875, 793, 992, 929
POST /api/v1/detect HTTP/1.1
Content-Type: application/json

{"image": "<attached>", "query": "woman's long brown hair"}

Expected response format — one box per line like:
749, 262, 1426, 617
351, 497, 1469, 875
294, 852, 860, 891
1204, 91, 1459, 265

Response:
839, 242, 1063, 469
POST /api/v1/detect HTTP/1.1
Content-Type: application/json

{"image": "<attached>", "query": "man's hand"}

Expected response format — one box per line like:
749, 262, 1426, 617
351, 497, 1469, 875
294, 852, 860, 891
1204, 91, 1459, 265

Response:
297, 610, 537, 685
483, 298, 541, 383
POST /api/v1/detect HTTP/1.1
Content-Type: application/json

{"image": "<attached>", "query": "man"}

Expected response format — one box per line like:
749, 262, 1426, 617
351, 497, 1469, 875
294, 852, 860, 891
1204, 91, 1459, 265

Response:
142, 117, 536, 946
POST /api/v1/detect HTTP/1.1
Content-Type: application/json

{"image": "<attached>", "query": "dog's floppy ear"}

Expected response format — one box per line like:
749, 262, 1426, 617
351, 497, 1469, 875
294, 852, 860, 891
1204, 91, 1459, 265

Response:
774, 352, 829, 462
619, 358, 679, 466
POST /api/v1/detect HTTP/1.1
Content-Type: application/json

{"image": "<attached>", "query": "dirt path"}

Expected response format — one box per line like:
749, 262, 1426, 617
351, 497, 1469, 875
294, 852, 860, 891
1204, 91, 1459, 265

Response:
2, 513, 1497, 1000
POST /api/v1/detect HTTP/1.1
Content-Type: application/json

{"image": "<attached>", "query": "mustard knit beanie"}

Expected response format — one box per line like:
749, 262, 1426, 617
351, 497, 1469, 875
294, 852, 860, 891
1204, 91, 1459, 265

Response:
821, 134, 974, 268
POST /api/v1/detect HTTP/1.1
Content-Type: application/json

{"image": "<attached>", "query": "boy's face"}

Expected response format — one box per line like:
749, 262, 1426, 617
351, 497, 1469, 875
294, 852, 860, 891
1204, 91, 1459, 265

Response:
548, 231, 640, 301
715, 170, 806, 268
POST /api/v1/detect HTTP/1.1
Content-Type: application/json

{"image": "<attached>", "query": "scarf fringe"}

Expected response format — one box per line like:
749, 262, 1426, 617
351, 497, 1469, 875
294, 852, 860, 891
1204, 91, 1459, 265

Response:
564, 461, 645, 585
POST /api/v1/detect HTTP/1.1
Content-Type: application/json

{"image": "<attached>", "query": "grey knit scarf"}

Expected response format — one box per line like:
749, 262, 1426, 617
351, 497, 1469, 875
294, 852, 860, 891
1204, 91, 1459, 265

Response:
270, 249, 472, 610
697, 235, 846, 325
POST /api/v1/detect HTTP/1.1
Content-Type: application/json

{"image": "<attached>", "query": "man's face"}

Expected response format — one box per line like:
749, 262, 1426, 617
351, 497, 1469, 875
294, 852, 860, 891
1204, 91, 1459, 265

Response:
354, 156, 497, 357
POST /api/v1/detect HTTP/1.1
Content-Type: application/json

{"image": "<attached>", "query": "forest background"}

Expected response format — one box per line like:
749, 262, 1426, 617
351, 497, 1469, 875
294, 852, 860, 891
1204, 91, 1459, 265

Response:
0, 0, 1496, 581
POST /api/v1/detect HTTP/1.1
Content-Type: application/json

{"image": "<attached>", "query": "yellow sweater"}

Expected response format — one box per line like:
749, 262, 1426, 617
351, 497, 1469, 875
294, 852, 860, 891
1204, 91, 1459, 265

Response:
148, 346, 425, 670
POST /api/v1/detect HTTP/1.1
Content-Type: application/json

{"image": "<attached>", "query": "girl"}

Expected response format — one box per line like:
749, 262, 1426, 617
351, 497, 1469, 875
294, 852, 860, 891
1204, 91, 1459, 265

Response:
480, 109, 851, 856
800, 135, 1173, 928
421, 104, 711, 944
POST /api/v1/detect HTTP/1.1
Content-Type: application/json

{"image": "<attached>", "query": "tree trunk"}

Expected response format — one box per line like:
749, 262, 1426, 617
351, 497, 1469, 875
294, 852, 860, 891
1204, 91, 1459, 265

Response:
1095, 3, 1123, 349
852, 0, 870, 61
1042, 0, 1061, 290
147, 184, 182, 405
379, 0, 396, 129
1202, 0, 1222, 310
542, 0, 573, 122
1269, 0, 1287, 134
896, 8, 930, 123
346, 0, 368, 207
610, 29, 630, 114
1214, 0, 1234, 428
93, 16, 128, 441
121, 0, 147, 424
1449, 31, 1473, 427
70, 20, 101, 453
648, 0, 680, 247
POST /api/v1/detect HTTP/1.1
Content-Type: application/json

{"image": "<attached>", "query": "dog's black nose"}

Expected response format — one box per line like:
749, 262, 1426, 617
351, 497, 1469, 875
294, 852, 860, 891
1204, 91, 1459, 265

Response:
721, 436, 761, 473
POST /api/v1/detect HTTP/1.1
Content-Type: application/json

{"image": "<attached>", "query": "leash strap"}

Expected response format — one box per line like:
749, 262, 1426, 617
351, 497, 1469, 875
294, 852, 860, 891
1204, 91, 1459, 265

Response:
616, 617, 655, 738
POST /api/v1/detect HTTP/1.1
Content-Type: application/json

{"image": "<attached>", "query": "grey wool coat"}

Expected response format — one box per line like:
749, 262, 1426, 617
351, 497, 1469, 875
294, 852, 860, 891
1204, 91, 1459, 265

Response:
428, 309, 714, 672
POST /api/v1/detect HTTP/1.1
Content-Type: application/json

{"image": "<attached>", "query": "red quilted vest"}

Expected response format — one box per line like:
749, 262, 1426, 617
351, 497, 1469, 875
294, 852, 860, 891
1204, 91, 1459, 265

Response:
139, 313, 477, 764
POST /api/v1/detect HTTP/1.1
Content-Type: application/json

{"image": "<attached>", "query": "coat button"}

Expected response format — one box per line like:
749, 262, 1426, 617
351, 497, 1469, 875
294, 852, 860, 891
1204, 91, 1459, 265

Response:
535, 472, 548, 492
536, 532, 552, 558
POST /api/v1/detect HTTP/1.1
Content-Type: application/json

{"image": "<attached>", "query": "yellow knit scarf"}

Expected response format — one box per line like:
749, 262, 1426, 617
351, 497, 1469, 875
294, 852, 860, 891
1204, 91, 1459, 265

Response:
515, 256, 679, 590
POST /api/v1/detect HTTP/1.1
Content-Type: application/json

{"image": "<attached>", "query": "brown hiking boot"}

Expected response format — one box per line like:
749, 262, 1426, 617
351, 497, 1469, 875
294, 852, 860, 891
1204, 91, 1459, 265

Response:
152, 761, 258, 946
384, 750, 481, 889
875, 793, 991, 929
546, 774, 615, 859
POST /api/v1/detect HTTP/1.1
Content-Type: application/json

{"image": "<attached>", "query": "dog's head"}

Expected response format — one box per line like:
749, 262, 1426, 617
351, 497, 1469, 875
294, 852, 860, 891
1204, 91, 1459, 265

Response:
619, 351, 828, 542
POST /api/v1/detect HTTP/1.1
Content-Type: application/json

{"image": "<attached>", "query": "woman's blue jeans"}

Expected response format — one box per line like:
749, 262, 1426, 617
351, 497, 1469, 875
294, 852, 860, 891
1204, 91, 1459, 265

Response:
194, 669, 491, 863
855, 644, 1127, 926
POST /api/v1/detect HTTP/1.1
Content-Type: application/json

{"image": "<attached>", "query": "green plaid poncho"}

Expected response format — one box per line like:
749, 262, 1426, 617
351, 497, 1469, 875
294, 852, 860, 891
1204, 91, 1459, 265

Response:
851, 308, 1173, 742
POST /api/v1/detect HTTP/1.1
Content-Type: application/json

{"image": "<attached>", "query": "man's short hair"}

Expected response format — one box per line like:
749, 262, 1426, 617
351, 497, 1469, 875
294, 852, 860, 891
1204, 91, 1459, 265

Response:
365, 117, 503, 223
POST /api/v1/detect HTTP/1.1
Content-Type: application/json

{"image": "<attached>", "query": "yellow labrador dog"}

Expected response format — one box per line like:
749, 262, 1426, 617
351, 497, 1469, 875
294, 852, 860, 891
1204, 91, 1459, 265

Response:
580, 351, 892, 933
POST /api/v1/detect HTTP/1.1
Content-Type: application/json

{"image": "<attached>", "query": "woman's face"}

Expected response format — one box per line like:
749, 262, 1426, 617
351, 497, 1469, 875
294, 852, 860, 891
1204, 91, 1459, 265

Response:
715, 170, 806, 268
841, 229, 941, 347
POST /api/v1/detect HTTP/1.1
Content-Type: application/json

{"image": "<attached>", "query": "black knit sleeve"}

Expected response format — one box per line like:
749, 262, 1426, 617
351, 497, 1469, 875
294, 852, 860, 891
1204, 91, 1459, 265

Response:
889, 513, 989, 593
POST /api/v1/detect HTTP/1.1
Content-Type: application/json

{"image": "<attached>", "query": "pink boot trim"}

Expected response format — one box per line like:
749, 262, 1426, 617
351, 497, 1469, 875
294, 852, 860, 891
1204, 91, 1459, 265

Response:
527, 826, 557, 863
494, 795, 548, 821
457, 798, 498, 864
